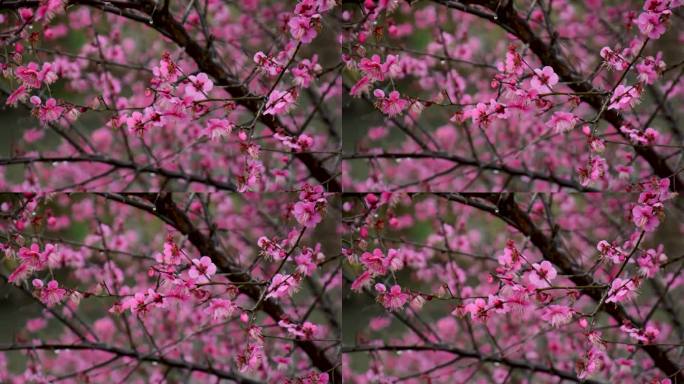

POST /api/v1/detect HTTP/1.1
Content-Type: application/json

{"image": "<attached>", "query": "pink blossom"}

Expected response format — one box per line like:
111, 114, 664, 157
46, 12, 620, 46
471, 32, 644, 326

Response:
185, 73, 213, 100
351, 270, 372, 292
5, 85, 28, 106
264, 89, 297, 116
605, 277, 638, 304
498, 240, 523, 272
600, 47, 628, 71
378, 284, 408, 311
464, 298, 489, 322
293, 201, 322, 227
266, 273, 298, 299
288, 14, 320, 43
35, 280, 67, 307
528, 260, 557, 288
632, 204, 660, 231
541, 305, 573, 327
204, 118, 234, 141
189, 256, 217, 282
636, 11, 670, 39
253, 51, 283, 77
373, 89, 408, 116
530, 66, 559, 92
608, 84, 641, 110
206, 298, 237, 321
548, 111, 578, 133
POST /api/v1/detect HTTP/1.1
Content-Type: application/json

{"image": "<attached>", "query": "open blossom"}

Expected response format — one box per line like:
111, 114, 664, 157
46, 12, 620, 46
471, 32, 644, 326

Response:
236, 343, 264, 372
350, 270, 372, 292
185, 73, 213, 100
8, 243, 53, 283
608, 84, 641, 110
376, 284, 408, 311
530, 66, 559, 92
541, 305, 574, 327
600, 47, 628, 71
498, 240, 523, 272
15, 62, 57, 88
206, 298, 237, 321
636, 54, 665, 84
360, 248, 389, 276
204, 118, 234, 141
637, 247, 667, 278
635, 10, 671, 39
266, 273, 298, 299
577, 156, 608, 187
293, 201, 322, 227
5, 85, 28, 106
189, 256, 217, 282
632, 204, 660, 231
548, 111, 578, 133
373, 89, 408, 116
464, 298, 489, 322
33, 279, 67, 307
528, 260, 557, 288
264, 89, 297, 115
605, 278, 638, 304
288, 14, 321, 43
596, 240, 626, 264
30, 96, 64, 124
253, 51, 283, 77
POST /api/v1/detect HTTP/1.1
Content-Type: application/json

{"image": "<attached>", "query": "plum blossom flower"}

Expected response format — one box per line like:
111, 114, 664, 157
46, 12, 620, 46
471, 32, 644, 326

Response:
464, 298, 489, 322
5, 85, 28, 106
541, 305, 574, 327
498, 240, 523, 272
33, 279, 66, 307
30, 96, 64, 124
292, 56, 322, 88
548, 111, 578, 133
596, 240, 626, 264
376, 284, 408, 311
204, 118, 234, 141
530, 66, 559, 92
206, 298, 237, 321
600, 47, 629, 71
373, 89, 408, 116
253, 51, 283, 77
605, 277, 638, 304
15, 62, 57, 88
189, 256, 217, 282
637, 247, 667, 278
266, 273, 298, 299
360, 248, 389, 276
288, 14, 321, 43
185, 73, 213, 100
350, 270, 372, 292
293, 201, 322, 227
577, 156, 608, 187
632, 204, 660, 232
236, 343, 264, 372
608, 84, 641, 110
528, 260, 557, 288
264, 89, 297, 115
636, 10, 671, 39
